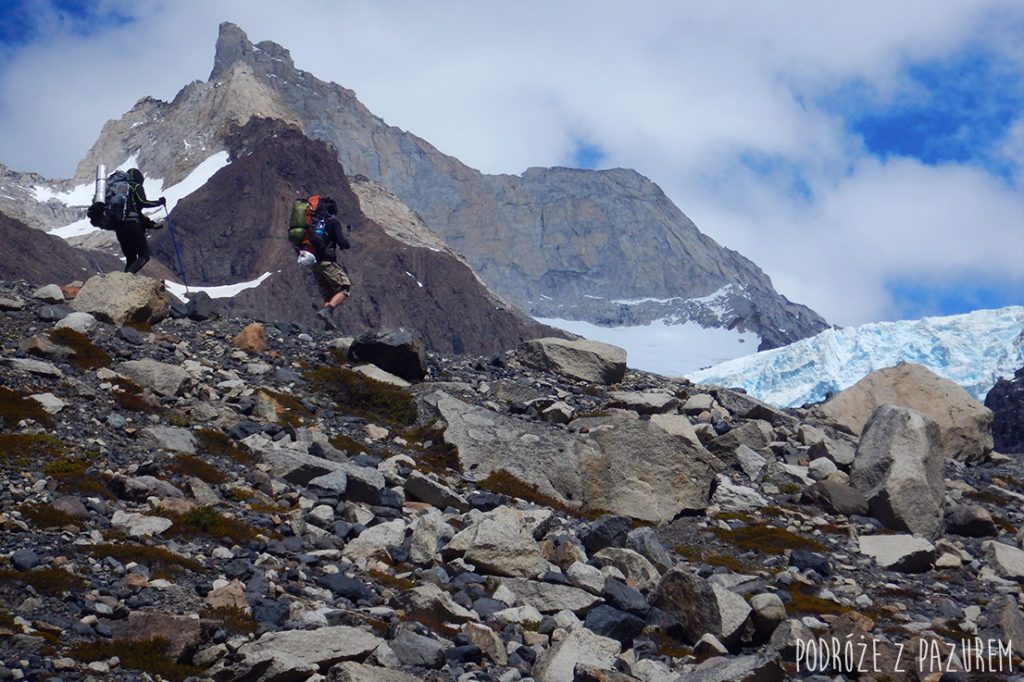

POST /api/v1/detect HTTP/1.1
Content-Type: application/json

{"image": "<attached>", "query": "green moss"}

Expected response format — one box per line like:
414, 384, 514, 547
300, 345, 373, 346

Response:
48, 327, 112, 369
167, 413, 191, 427
329, 433, 369, 455
18, 502, 82, 530
0, 386, 53, 428
404, 421, 459, 472
167, 506, 274, 543
195, 429, 254, 464
0, 566, 87, 596
67, 638, 202, 680
166, 454, 226, 485
202, 606, 258, 635
303, 366, 417, 427
0, 610, 24, 634
992, 514, 1017, 535
707, 524, 828, 555
672, 544, 757, 573
258, 388, 313, 428
785, 584, 849, 617
42, 452, 113, 499
648, 629, 694, 659
0, 433, 64, 469
367, 568, 418, 591
85, 543, 204, 580
111, 378, 161, 414
479, 469, 608, 521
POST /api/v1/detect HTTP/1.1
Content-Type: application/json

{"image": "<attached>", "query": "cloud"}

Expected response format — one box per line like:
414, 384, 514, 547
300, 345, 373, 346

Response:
0, 0, 1020, 328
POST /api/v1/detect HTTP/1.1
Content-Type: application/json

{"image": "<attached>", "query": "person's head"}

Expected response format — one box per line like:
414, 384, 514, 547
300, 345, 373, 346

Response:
321, 196, 338, 216
128, 168, 145, 184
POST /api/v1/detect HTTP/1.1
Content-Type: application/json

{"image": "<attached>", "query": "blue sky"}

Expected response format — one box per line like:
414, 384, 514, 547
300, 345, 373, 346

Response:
0, 0, 1020, 328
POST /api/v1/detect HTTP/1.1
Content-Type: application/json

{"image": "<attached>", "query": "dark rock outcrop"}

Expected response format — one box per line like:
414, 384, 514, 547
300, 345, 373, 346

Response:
985, 366, 1024, 453
147, 118, 560, 355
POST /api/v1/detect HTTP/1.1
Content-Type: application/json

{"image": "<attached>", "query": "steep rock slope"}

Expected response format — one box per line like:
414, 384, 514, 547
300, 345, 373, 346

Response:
0, 211, 125, 284
66, 22, 829, 350
147, 118, 559, 355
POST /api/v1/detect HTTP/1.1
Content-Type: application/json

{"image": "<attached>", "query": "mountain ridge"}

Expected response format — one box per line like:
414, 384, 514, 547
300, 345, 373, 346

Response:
3, 21, 829, 353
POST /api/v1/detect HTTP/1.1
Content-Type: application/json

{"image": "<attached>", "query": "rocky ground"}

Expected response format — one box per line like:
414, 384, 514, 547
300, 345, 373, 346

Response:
0, 275, 1022, 682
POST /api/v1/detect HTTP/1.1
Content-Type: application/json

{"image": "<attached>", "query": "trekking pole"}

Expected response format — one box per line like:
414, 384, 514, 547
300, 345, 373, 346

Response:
163, 205, 190, 294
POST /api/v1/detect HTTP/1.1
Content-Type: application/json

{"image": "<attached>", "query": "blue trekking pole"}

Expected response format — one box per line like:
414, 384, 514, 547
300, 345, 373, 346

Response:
163, 205, 189, 294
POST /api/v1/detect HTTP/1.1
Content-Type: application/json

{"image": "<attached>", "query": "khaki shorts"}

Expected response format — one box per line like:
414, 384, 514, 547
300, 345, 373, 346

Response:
311, 261, 351, 301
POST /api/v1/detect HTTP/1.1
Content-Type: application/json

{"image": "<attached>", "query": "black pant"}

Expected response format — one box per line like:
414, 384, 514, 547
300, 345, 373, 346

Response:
115, 221, 150, 274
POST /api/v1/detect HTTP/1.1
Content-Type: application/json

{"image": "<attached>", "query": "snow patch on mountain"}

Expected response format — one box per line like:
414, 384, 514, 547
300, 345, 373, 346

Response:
165, 271, 274, 301
47, 152, 230, 240
686, 306, 1024, 407
535, 316, 759, 378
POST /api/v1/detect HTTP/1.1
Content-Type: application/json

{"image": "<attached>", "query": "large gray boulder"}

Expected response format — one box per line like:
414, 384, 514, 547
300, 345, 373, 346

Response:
116, 358, 189, 397
417, 390, 722, 523
516, 337, 627, 385
850, 405, 945, 538
817, 362, 993, 462
231, 625, 381, 681
443, 505, 546, 578
71, 272, 169, 326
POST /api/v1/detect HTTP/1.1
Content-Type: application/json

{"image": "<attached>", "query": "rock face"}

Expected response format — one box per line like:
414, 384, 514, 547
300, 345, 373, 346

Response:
146, 117, 558, 355
0, 211, 123, 284
0, 276, 1019, 682
985, 366, 1024, 454
26, 21, 827, 352
850, 405, 946, 538
817, 362, 993, 462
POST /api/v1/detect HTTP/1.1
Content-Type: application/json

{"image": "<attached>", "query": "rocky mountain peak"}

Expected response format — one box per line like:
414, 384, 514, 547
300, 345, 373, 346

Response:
210, 22, 297, 82
74, 57, 299, 188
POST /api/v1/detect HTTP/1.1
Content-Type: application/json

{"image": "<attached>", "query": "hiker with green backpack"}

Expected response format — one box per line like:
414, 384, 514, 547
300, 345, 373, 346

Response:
288, 195, 351, 330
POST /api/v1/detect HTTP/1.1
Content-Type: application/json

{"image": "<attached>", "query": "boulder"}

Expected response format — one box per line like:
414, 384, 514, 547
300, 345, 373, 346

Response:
531, 627, 621, 682
516, 337, 627, 385
443, 505, 545, 578
858, 534, 937, 573
232, 625, 380, 681
799, 480, 869, 516
498, 577, 603, 615
70, 273, 168, 326
232, 322, 267, 353
850, 405, 945, 538
651, 568, 751, 647
349, 328, 428, 382
982, 540, 1024, 580
399, 583, 475, 624
116, 358, 189, 397
418, 391, 722, 523
985, 367, 1024, 454
818, 362, 993, 462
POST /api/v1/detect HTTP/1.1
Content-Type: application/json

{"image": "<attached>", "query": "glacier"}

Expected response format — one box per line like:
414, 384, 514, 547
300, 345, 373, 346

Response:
686, 306, 1024, 408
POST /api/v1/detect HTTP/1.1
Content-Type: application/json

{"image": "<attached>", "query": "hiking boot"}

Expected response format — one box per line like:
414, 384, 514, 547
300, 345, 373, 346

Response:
316, 307, 337, 330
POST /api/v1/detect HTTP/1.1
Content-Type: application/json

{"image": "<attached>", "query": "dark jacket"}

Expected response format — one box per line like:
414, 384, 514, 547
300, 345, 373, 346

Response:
317, 215, 350, 262
123, 168, 164, 224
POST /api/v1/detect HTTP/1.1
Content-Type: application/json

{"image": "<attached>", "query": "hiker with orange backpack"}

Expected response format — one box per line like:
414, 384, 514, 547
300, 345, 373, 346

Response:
289, 195, 351, 329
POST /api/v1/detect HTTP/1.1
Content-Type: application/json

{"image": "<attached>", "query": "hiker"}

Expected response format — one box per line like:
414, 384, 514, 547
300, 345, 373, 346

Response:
113, 168, 165, 274
308, 196, 351, 329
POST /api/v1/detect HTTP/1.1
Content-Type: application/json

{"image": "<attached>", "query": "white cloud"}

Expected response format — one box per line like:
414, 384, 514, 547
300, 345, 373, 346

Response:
0, 0, 1020, 329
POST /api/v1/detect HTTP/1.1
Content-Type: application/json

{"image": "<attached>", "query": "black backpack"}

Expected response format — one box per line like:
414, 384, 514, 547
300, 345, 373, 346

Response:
103, 170, 134, 224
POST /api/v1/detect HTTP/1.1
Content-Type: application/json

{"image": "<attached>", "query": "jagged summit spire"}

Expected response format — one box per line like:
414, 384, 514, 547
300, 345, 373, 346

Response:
209, 22, 295, 81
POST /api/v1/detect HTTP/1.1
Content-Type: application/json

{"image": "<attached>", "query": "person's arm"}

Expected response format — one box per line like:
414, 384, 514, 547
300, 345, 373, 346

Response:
132, 183, 165, 209
328, 217, 350, 250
